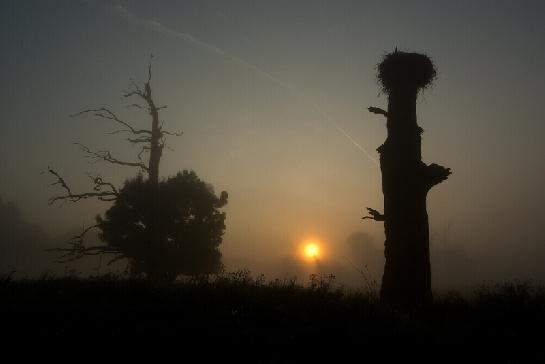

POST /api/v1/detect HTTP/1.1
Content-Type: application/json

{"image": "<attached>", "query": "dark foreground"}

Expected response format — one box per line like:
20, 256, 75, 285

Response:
2, 273, 544, 362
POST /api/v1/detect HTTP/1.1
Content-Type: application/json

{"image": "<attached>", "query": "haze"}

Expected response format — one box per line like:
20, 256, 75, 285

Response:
2, 0, 545, 290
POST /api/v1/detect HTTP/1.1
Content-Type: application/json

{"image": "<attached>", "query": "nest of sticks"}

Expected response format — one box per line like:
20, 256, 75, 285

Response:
378, 51, 437, 93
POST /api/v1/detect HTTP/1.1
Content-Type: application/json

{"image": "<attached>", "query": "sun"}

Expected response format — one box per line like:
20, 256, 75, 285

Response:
301, 239, 323, 262
299, 237, 326, 263
303, 242, 320, 260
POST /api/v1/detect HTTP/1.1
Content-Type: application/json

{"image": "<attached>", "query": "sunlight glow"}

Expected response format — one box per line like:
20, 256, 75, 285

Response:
305, 244, 319, 258
303, 241, 321, 261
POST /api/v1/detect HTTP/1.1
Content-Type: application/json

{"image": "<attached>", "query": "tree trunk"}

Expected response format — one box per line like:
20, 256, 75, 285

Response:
379, 87, 432, 305
146, 87, 164, 280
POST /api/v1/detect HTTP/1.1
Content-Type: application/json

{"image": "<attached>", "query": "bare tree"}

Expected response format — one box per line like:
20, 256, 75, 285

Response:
46, 58, 182, 272
364, 50, 451, 305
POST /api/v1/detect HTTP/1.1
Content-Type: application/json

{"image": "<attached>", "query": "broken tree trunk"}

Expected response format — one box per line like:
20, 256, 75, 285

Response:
366, 51, 451, 305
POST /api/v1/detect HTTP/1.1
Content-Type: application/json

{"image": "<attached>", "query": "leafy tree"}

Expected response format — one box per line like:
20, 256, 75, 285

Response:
46, 59, 228, 280
97, 171, 227, 280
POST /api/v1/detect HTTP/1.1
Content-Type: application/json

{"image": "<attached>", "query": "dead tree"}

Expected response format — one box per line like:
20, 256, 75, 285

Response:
46, 59, 182, 276
364, 50, 451, 305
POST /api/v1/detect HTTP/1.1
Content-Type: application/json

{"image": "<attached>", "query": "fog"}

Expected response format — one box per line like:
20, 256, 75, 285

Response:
2, 0, 545, 291
3, 191, 542, 292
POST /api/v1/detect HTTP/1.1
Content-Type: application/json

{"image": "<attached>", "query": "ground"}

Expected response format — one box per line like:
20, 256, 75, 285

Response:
1, 272, 544, 361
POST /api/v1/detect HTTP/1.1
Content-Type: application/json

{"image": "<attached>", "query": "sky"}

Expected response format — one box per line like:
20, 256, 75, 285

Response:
1, 0, 545, 289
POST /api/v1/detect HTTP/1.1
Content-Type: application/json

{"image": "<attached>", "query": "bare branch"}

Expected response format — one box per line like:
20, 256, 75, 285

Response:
47, 223, 123, 263
127, 136, 152, 144
126, 103, 144, 110
72, 107, 151, 136
45, 167, 72, 198
46, 168, 119, 205
87, 173, 118, 195
362, 207, 385, 221
71, 223, 98, 248
75, 143, 149, 172
123, 78, 144, 99
368, 106, 388, 117
106, 254, 128, 266
124, 77, 153, 107
161, 129, 183, 137
137, 145, 150, 165
147, 55, 153, 84
106, 129, 132, 136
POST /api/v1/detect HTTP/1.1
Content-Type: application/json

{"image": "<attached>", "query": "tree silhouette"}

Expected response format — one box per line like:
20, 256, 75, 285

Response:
96, 171, 227, 280
46, 59, 227, 280
365, 50, 451, 305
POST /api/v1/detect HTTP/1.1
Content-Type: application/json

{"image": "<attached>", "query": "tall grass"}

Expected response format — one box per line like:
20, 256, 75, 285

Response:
1, 271, 544, 360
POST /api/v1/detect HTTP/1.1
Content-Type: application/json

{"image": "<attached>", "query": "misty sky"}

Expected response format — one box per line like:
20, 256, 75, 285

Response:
2, 0, 545, 288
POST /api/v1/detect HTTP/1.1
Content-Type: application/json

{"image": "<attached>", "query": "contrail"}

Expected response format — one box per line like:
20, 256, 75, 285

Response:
113, 5, 293, 91
112, 4, 379, 166
335, 125, 379, 164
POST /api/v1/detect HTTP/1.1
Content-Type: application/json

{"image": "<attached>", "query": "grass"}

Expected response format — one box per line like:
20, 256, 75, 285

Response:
1, 271, 544, 361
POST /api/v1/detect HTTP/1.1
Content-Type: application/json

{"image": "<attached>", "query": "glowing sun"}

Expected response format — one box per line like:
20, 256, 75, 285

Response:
304, 242, 320, 260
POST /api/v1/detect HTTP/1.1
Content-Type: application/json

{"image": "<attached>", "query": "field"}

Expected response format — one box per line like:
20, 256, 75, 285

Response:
2, 272, 544, 361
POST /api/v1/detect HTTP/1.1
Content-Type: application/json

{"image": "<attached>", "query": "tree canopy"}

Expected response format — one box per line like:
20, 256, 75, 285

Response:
97, 170, 228, 280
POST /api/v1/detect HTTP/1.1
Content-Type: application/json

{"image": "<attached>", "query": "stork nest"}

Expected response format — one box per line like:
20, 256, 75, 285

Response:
377, 51, 437, 93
